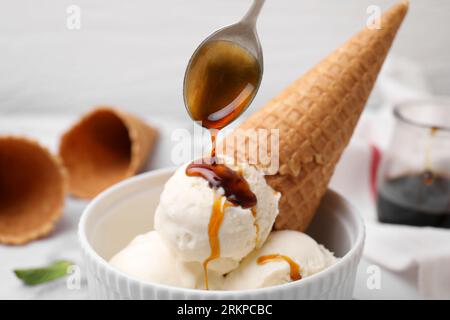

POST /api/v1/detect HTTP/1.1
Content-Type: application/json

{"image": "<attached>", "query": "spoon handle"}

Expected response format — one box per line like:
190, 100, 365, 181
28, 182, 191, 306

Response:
241, 0, 266, 26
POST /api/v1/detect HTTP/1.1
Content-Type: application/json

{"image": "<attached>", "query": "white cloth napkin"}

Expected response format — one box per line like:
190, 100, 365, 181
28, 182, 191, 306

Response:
364, 223, 450, 299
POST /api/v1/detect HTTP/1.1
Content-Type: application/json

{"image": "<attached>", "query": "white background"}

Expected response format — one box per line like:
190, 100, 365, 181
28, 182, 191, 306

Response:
0, 0, 449, 119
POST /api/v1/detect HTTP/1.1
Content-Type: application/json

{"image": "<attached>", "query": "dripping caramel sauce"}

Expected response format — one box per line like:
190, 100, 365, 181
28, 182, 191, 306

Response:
430, 126, 439, 136
202, 193, 231, 290
257, 254, 302, 281
186, 160, 257, 208
186, 133, 257, 290
251, 207, 260, 245
184, 40, 261, 290
186, 157, 257, 289
423, 126, 440, 185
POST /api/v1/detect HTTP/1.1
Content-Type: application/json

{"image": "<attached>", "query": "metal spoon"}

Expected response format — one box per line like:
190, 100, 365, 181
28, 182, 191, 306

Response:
183, 0, 266, 127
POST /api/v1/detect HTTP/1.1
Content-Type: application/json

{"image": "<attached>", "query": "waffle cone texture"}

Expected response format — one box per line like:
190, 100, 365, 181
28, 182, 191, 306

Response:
59, 107, 158, 199
0, 136, 67, 244
221, 2, 408, 231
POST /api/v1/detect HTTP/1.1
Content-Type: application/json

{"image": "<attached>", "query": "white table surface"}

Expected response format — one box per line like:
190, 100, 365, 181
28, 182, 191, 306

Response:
0, 114, 424, 300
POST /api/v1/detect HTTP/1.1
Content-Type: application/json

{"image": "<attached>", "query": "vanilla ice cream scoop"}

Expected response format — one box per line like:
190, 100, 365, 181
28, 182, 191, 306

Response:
224, 230, 337, 290
109, 231, 223, 290
154, 159, 280, 275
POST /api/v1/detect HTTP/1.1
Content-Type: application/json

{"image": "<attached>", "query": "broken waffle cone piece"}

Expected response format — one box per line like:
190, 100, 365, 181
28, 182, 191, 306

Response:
0, 136, 67, 245
221, 2, 408, 231
59, 107, 158, 199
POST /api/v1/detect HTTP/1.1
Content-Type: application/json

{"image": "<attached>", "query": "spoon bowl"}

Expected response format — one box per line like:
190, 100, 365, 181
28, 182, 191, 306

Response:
183, 0, 265, 129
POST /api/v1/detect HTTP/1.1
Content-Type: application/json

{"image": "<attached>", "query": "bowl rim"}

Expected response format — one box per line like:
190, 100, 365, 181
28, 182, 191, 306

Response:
78, 167, 365, 296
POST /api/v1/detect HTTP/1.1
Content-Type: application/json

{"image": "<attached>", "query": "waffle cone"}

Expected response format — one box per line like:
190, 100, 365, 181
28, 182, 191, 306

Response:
59, 107, 158, 199
221, 2, 408, 231
0, 136, 67, 244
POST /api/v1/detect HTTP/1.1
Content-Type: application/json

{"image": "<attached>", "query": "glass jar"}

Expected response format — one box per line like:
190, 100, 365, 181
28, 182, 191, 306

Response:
376, 98, 450, 228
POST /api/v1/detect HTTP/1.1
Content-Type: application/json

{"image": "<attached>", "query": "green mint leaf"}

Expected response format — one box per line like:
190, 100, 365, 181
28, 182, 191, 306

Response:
14, 260, 74, 286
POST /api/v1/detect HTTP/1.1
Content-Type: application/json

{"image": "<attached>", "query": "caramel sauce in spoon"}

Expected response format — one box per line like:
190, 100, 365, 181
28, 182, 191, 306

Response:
184, 40, 261, 130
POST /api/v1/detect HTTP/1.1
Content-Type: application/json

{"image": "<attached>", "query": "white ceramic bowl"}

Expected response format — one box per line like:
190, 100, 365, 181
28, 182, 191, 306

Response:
79, 168, 365, 299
